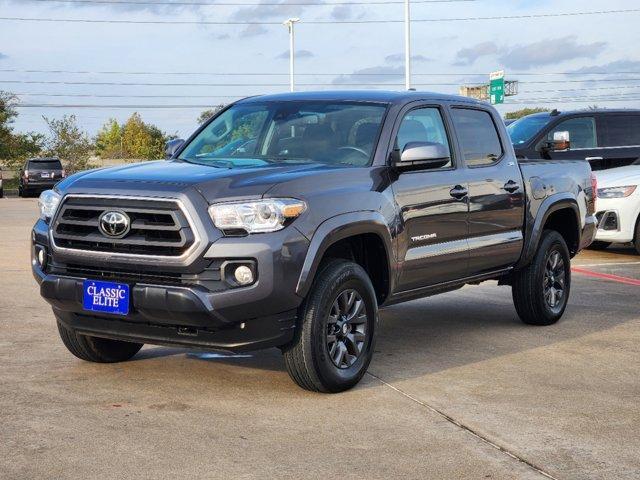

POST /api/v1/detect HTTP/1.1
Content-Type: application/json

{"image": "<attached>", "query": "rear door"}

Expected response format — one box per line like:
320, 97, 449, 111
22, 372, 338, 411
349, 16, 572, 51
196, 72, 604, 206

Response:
596, 114, 640, 170
30, 159, 64, 181
450, 106, 525, 276
391, 103, 470, 291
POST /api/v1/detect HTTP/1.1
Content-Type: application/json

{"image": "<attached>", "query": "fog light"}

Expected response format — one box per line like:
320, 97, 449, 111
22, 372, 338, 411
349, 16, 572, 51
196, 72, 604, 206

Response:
34, 245, 46, 268
234, 265, 254, 285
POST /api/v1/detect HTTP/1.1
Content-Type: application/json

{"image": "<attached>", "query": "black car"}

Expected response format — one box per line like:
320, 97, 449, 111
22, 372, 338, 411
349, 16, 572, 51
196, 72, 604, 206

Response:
507, 109, 640, 171
32, 91, 596, 392
19, 158, 65, 197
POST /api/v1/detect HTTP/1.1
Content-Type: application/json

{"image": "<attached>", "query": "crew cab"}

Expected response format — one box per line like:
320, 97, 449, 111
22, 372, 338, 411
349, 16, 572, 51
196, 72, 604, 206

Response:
507, 109, 640, 171
32, 91, 597, 393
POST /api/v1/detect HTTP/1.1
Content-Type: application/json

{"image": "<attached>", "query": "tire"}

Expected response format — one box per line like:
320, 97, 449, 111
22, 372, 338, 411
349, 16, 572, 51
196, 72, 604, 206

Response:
588, 241, 611, 250
18, 185, 24, 197
634, 217, 640, 255
282, 259, 378, 393
57, 320, 143, 363
512, 230, 571, 326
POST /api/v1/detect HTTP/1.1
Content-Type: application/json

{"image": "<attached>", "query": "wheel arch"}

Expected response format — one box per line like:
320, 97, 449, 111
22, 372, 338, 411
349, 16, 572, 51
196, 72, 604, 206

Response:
296, 211, 396, 304
517, 194, 582, 269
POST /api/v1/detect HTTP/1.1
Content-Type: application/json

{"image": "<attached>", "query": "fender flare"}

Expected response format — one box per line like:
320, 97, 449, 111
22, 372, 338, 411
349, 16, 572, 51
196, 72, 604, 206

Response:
516, 193, 581, 269
295, 211, 395, 299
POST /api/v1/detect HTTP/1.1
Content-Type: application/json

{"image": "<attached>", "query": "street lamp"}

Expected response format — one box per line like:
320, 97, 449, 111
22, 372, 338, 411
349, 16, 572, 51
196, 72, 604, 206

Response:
404, 0, 411, 90
283, 17, 300, 92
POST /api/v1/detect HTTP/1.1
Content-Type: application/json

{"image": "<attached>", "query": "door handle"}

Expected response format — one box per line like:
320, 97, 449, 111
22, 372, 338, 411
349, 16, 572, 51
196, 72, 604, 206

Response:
503, 180, 520, 193
449, 185, 468, 199
585, 156, 603, 161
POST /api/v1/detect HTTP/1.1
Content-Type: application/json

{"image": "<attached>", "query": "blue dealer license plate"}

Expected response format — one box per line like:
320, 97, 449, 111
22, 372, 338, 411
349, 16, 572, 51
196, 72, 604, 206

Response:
82, 280, 130, 316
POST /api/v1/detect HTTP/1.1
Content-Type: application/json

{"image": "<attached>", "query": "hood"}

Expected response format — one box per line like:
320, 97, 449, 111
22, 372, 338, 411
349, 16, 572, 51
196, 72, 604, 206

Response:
58, 159, 366, 202
595, 165, 640, 188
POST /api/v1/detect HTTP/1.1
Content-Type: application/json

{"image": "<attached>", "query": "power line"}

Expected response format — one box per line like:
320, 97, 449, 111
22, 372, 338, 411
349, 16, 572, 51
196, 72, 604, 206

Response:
1, 9, 638, 25
6, 68, 640, 77
24, 0, 477, 5
6, 78, 640, 87
12, 92, 246, 98
14, 103, 237, 108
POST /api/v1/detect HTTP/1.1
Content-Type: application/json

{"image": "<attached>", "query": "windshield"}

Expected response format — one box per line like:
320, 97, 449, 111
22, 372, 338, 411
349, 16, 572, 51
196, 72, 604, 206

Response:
178, 101, 387, 168
506, 115, 552, 145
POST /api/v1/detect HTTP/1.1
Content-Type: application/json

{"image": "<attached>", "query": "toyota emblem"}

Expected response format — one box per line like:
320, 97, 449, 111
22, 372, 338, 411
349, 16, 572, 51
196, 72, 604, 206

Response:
98, 211, 131, 239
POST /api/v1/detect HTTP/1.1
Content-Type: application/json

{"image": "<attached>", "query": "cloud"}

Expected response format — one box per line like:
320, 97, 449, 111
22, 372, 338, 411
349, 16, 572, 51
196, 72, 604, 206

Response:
453, 42, 500, 66
569, 59, 640, 74
275, 49, 314, 60
231, 0, 310, 21
332, 65, 404, 85
330, 5, 365, 21
6, 0, 202, 14
385, 53, 430, 64
499, 36, 606, 70
0, 52, 7, 60
213, 33, 231, 41
238, 24, 268, 38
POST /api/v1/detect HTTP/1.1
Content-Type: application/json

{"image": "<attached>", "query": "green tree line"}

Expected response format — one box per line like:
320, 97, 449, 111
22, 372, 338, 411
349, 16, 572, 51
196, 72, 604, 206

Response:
0, 90, 193, 177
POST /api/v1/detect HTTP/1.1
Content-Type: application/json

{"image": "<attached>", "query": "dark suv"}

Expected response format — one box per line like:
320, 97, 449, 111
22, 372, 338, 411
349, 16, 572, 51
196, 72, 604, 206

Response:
19, 158, 65, 197
507, 109, 640, 171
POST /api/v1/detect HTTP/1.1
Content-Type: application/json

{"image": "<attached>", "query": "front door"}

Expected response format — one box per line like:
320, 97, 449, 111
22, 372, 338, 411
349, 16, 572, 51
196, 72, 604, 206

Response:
391, 104, 470, 291
449, 106, 525, 276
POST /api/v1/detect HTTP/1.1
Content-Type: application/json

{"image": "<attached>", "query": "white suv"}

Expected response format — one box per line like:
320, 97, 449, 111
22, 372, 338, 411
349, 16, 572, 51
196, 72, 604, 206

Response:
593, 166, 640, 253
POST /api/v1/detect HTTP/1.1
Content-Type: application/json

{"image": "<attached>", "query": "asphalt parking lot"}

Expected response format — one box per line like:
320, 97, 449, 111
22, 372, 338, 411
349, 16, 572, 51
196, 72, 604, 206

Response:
1, 198, 639, 480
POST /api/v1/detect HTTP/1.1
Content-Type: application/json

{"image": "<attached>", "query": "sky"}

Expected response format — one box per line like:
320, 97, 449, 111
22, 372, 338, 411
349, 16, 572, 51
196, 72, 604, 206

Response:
1, 0, 640, 138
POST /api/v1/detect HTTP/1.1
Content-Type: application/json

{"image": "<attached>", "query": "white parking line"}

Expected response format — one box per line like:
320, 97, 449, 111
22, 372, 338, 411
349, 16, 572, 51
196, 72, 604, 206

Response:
575, 261, 640, 267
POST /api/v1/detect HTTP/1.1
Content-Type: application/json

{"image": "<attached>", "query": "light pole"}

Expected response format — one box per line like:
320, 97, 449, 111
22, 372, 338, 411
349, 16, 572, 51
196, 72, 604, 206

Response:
283, 17, 300, 92
404, 0, 411, 90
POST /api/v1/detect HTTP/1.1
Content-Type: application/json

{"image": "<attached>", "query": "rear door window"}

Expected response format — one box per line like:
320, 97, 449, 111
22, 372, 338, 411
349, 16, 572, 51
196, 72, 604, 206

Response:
451, 108, 503, 166
601, 115, 640, 147
29, 160, 62, 170
546, 117, 597, 149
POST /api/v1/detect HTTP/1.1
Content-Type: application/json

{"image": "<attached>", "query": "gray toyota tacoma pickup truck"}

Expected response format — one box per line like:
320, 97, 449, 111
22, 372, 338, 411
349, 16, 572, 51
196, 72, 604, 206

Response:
32, 91, 597, 392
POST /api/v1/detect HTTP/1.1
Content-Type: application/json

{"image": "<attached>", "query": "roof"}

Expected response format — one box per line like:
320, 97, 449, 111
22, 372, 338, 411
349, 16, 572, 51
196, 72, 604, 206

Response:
525, 108, 640, 119
236, 90, 484, 106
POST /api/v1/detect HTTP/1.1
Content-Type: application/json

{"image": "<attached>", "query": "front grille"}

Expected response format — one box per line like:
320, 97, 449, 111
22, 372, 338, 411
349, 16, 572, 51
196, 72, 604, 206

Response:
46, 260, 226, 292
52, 196, 196, 257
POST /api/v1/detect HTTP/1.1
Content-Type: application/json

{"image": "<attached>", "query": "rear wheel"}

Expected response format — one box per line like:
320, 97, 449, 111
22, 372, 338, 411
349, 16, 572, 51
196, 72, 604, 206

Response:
283, 259, 378, 393
588, 241, 611, 250
512, 230, 571, 326
634, 217, 640, 255
57, 320, 143, 363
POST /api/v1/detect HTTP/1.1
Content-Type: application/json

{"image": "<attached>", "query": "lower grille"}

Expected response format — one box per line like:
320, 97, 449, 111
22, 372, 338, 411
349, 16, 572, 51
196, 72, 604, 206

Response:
47, 260, 226, 292
51, 195, 197, 257
596, 211, 619, 231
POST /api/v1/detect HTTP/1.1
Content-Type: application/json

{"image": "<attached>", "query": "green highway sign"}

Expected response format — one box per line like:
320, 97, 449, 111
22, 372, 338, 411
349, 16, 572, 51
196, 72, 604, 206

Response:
489, 70, 505, 105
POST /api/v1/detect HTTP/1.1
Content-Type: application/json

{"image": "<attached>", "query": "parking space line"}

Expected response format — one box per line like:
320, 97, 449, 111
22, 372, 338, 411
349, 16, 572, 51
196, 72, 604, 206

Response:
572, 267, 640, 286
575, 261, 640, 267
367, 372, 559, 480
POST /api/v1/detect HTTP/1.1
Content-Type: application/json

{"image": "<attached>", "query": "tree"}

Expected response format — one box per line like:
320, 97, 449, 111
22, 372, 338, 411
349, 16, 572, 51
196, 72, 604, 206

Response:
504, 107, 550, 120
95, 118, 123, 158
0, 91, 45, 172
120, 112, 166, 160
43, 115, 93, 173
197, 105, 225, 124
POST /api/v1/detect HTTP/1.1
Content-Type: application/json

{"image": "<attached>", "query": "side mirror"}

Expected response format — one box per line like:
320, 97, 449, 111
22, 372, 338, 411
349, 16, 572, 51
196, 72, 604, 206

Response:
552, 131, 570, 151
394, 141, 451, 170
165, 138, 185, 159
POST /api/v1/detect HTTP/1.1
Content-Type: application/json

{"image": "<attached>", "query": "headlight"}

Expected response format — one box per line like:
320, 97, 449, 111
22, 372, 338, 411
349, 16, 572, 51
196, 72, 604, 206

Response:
597, 185, 637, 199
209, 198, 306, 234
38, 190, 61, 220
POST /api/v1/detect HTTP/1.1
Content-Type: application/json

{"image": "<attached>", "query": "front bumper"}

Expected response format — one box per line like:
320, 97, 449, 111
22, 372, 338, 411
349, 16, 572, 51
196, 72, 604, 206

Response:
33, 213, 310, 352
594, 196, 640, 243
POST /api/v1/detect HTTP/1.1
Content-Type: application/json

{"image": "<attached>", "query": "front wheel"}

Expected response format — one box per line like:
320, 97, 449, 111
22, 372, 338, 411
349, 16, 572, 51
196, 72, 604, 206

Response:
283, 259, 378, 393
57, 320, 143, 363
512, 230, 571, 326
588, 241, 611, 250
